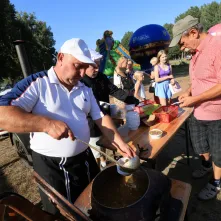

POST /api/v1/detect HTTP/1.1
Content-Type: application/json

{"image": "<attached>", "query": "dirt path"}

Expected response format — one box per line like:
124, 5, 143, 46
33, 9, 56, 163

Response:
0, 136, 40, 204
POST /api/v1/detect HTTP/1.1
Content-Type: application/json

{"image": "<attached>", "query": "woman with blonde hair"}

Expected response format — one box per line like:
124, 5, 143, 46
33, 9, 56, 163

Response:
154, 50, 174, 106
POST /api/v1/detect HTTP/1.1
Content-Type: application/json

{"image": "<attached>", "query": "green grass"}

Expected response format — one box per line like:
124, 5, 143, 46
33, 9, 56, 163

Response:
172, 64, 189, 77
170, 59, 189, 77
169, 59, 190, 66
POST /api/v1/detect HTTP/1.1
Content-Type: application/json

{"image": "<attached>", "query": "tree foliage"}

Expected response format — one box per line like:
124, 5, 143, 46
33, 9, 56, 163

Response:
121, 31, 133, 50
200, 2, 221, 31
16, 12, 56, 73
0, 0, 20, 83
163, 23, 180, 60
0, 0, 56, 85
175, 6, 201, 22
164, 2, 221, 60
163, 23, 173, 38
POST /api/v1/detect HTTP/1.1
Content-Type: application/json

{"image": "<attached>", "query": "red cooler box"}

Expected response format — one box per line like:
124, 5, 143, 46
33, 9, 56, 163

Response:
153, 106, 178, 123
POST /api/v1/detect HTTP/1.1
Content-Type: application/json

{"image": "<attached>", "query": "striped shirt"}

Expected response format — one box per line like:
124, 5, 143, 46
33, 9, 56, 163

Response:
0, 67, 104, 157
190, 35, 221, 120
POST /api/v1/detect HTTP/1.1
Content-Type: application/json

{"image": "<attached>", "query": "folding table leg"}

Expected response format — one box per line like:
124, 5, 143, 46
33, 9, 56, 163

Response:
184, 211, 189, 221
185, 120, 190, 166
0, 205, 5, 221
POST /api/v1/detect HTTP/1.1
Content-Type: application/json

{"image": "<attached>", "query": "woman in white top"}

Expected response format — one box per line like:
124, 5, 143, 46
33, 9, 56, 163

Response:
133, 71, 146, 101
114, 57, 128, 87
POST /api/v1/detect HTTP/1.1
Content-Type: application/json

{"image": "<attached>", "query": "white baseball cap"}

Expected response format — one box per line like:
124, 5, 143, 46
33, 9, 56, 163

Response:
89, 49, 103, 61
60, 38, 95, 64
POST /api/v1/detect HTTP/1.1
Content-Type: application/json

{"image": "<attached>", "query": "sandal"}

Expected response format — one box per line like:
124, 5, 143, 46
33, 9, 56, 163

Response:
198, 183, 220, 200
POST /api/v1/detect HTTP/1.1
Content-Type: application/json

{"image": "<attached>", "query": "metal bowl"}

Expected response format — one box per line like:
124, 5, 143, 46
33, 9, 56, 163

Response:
117, 156, 140, 176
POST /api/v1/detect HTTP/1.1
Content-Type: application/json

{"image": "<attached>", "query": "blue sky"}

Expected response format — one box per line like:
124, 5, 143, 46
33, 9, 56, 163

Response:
11, 0, 216, 50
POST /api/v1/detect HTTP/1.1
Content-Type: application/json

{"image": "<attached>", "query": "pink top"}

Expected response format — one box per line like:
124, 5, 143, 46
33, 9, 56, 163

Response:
190, 35, 221, 120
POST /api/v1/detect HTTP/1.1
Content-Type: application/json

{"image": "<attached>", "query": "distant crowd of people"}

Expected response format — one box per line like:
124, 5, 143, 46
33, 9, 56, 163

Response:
113, 49, 176, 106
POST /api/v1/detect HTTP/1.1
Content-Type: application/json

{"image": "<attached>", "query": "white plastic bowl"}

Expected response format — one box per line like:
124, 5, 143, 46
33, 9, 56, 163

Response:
149, 129, 163, 139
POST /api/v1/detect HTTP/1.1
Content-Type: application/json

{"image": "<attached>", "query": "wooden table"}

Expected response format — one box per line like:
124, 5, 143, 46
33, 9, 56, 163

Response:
97, 107, 193, 164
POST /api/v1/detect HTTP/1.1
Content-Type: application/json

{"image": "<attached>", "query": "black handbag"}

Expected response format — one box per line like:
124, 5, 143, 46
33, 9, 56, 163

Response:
149, 81, 155, 93
120, 75, 134, 90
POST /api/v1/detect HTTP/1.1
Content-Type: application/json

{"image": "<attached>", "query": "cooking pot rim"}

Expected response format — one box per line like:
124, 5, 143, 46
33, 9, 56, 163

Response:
91, 165, 150, 210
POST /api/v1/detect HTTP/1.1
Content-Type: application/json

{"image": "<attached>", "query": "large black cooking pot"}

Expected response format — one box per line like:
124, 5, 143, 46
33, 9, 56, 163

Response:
90, 165, 171, 221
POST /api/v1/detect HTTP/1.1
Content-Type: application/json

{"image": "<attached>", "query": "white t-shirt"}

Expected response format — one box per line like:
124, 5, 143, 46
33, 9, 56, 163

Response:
113, 71, 122, 89
7, 67, 104, 157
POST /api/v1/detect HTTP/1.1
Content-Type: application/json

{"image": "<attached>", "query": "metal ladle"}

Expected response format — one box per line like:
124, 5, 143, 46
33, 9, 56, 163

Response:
75, 138, 140, 174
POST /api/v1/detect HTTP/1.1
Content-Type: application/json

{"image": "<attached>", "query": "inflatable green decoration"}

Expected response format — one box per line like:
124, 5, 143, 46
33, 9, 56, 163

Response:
96, 31, 140, 77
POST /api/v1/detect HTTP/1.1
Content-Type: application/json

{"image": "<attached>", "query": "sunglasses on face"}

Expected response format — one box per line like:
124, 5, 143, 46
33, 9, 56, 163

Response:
89, 63, 99, 69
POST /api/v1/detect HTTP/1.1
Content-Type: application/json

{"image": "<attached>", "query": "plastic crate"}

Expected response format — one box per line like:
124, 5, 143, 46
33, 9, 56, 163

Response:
153, 105, 178, 123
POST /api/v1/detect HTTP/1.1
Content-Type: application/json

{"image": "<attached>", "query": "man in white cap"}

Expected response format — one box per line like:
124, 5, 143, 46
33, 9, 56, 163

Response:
0, 38, 136, 215
170, 15, 221, 200
81, 49, 139, 169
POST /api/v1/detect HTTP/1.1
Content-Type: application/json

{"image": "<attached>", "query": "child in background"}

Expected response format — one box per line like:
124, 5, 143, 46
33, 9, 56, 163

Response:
149, 57, 160, 104
133, 71, 146, 101
150, 57, 158, 79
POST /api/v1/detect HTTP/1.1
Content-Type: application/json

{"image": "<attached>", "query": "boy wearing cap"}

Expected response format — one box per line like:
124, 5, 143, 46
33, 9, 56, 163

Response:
81, 49, 139, 169
170, 15, 221, 200
0, 38, 136, 215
